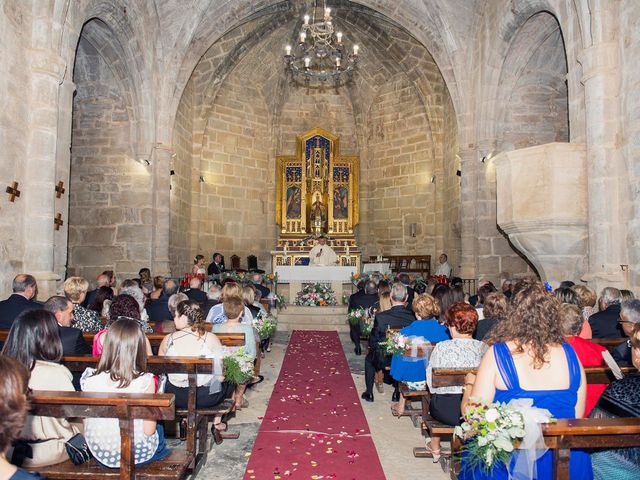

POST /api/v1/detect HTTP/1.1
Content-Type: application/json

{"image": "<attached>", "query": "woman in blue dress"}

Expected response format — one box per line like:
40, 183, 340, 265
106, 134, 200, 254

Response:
460, 279, 593, 479
390, 293, 450, 415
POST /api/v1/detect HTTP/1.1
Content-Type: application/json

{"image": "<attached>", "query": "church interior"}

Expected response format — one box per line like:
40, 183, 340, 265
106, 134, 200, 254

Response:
1, 0, 640, 479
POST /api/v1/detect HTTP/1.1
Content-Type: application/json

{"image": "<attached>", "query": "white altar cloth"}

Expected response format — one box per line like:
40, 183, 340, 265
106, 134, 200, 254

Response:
275, 265, 356, 283
362, 262, 391, 274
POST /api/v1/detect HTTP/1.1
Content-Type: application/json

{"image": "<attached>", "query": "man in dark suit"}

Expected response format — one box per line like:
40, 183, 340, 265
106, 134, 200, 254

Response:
589, 287, 624, 339
185, 277, 208, 303
146, 279, 179, 321
0, 274, 42, 329
361, 282, 415, 402
83, 273, 111, 308
44, 296, 91, 355
612, 299, 640, 363
348, 280, 378, 355
397, 273, 415, 311
207, 252, 225, 276
250, 273, 270, 299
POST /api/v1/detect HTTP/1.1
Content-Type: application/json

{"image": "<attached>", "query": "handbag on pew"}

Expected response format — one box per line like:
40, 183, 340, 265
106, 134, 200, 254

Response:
65, 433, 92, 465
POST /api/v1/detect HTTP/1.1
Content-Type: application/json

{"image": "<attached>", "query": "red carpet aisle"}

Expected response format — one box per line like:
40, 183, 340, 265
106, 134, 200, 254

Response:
244, 330, 386, 479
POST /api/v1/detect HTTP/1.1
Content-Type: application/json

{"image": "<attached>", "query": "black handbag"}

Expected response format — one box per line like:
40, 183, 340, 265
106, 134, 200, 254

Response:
65, 433, 92, 465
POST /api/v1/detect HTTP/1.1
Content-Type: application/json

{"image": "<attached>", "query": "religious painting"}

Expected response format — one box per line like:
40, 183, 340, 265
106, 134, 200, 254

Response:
286, 186, 301, 219
333, 186, 348, 219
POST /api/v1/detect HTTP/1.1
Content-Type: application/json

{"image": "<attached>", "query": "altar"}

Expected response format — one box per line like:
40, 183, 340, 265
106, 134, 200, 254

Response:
275, 265, 356, 301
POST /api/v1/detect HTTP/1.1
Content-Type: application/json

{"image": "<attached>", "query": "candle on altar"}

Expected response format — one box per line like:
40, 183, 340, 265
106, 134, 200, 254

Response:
346, 244, 350, 256
284, 243, 288, 255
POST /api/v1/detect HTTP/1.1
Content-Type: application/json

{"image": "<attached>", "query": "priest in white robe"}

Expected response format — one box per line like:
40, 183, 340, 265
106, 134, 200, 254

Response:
308, 235, 338, 266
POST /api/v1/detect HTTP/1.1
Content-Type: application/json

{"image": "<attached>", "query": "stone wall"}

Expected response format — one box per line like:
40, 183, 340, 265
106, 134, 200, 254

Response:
362, 76, 436, 258
68, 32, 153, 283
0, 1, 31, 296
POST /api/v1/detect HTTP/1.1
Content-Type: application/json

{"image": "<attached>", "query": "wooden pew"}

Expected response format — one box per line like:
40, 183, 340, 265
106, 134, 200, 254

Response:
62, 349, 245, 476
591, 337, 626, 353
31, 390, 189, 480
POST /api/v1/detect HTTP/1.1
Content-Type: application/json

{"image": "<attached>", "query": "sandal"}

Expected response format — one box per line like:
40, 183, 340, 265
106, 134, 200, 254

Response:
375, 381, 384, 394
248, 375, 264, 387
390, 404, 404, 417
425, 440, 441, 463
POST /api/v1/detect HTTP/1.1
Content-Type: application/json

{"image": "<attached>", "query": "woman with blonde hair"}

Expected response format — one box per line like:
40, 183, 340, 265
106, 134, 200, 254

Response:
573, 284, 597, 339
64, 276, 102, 332
390, 294, 450, 416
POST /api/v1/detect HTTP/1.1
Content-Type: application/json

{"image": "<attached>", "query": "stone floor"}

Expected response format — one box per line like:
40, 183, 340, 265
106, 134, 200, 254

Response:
182, 331, 450, 479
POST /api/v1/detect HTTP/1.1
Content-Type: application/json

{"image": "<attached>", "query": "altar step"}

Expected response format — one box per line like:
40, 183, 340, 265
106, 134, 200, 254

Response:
276, 305, 349, 332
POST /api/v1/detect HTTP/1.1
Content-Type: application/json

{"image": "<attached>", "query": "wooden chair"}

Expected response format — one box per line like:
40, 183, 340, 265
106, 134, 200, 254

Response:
230, 255, 242, 271
32, 390, 189, 480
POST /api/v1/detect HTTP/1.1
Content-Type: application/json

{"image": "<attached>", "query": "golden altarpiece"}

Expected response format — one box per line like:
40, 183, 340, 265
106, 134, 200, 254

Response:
272, 128, 361, 270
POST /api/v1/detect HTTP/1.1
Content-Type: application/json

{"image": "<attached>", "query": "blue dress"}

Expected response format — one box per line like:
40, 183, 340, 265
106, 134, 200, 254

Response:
389, 319, 450, 382
459, 342, 593, 480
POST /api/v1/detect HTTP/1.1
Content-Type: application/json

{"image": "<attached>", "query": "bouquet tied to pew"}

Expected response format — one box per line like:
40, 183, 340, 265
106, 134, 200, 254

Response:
222, 347, 255, 385
347, 307, 369, 326
454, 398, 554, 476
379, 331, 427, 356
361, 316, 374, 336
253, 311, 277, 340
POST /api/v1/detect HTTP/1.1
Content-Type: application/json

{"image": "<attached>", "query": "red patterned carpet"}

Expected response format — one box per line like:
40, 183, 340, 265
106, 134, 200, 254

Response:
244, 330, 386, 479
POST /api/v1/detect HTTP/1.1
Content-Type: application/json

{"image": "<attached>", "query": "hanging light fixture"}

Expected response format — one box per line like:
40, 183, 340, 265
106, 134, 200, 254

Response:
284, 1, 359, 88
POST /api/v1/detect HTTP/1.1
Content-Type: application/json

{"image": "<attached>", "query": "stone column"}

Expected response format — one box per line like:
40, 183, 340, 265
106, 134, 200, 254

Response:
578, 1, 626, 291
458, 146, 478, 280
151, 146, 172, 276
22, 49, 67, 299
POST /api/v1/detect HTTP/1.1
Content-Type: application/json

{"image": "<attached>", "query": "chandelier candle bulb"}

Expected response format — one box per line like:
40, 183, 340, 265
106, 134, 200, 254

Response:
285, 45, 292, 56
336, 31, 343, 43
304, 14, 310, 25
325, 7, 331, 19
335, 57, 341, 67
304, 57, 311, 68
300, 32, 306, 42
353, 44, 359, 55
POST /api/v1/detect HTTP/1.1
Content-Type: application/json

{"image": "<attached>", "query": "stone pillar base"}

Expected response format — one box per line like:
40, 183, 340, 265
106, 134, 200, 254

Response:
32, 271, 62, 301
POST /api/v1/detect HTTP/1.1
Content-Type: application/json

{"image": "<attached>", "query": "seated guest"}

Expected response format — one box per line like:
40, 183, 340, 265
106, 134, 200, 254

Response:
81, 318, 171, 468
348, 280, 378, 355
0, 355, 47, 479
43, 296, 91, 355
425, 303, 487, 461
149, 275, 165, 300
103, 270, 117, 290
212, 296, 257, 409
87, 285, 114, 319
120, 284, 152, 326
64, 276, 102, 333
390, 294, 450, 415
468, 278, 492, 306
185, 277, 208, 303
560, 303, 607, 415
0, 274, 41, 329
474, 292, 509, 341
138, 268, 153, 296
590, 287, 624, 339
572, 284, 597, 339
460, 280, 591, 480
620, 289, 636, 302
253, 290, 267, 315
242, 285, 261, 319
208, 283, 222, 302
590, 323, 640, 479
501, 279, 513, 299
397, 273, 415, 311
554, 286, 579, 305
93, 294, 153, 357
207, 252, 225, 276
1, 310, 80, 468
250, 272, 270, 299
145, 279, 179, 321
206, 282, 254, 324
168, 292, 189, 319
83, 273, 110, 308
474, 283, 497, 321
362, 282, 415, 402
159, 301, 233, 421
613, 300, 640, 364
413, 282, 428, 295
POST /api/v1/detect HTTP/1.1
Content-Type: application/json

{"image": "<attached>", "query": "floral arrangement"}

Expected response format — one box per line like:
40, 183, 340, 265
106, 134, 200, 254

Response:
293, 283, 337, 306
266, 272, 278, 285
273, 293, 287, 310
350, 272, 369, 285
222, 347, 255, 385
378, 331, 410, 355
341, 293, 350, 305
253, 311, 277, 339
454, 401, 528, 473
361, 316, 374, 336
347, 307, 369, 326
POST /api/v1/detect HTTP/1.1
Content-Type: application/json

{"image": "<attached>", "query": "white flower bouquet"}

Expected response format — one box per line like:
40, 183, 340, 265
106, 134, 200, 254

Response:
361, 316, 374, 336
222, 347, 255, 385
293, 283, 337, 306
253, 311, 277, 339
347, 307, 368, 326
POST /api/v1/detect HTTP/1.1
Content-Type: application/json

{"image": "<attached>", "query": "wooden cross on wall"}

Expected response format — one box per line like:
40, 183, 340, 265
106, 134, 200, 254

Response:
55, 181, 65, 198
6, 182, 20, 202
54, 213, 64, 231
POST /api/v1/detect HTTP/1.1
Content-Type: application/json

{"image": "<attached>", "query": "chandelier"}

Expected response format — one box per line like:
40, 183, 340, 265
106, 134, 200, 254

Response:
284, 2, 359, 88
